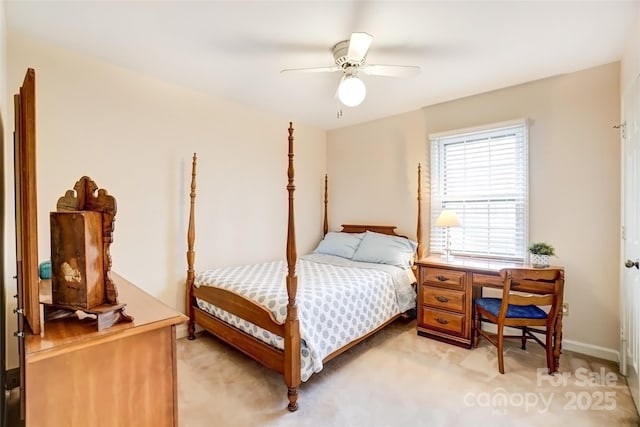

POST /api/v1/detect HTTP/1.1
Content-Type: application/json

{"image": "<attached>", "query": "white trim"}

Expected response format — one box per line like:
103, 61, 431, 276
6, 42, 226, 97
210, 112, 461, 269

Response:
428, 118, 529, 140
430, 119, 529, 260
562, 339, 620, 366
176, 323, 189, 340
176, 322, 204, 340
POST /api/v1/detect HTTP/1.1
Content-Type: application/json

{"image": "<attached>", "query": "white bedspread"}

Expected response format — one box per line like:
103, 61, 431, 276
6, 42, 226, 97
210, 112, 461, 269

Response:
194, 253, 416, 381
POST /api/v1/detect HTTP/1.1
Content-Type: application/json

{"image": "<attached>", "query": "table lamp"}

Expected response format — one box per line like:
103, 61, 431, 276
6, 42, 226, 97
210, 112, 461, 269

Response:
435, 210, 461, 260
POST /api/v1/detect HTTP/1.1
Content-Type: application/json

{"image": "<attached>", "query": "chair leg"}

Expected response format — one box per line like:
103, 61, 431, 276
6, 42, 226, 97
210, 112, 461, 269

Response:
546, 327, 555, 375
497, 325, 505, 374
473, 309, 480, 348
553, 315, 563, 374
521, 326, 527, 350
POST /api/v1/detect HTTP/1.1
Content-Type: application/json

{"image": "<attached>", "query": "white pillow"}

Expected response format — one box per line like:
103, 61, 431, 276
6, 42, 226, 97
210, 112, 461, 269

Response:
351, 231, 417, 268
313, 232, 365, 259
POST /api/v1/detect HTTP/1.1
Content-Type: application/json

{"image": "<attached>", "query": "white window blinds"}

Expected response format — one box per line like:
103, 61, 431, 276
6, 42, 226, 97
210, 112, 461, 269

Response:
430, 119, 529, 261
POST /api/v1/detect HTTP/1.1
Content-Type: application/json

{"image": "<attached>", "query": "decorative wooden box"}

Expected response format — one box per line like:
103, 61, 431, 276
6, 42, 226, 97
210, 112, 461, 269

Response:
50, 210, 105, 309
44, 176, 132, 331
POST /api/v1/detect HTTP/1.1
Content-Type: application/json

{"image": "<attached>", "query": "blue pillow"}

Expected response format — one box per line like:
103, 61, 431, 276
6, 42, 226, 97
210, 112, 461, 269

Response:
313, 232, 365, 259
351, 231, 417, 268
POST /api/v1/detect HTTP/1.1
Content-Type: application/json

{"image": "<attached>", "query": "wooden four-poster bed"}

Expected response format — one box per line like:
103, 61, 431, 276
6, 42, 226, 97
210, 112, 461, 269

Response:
185, 122, 424, 411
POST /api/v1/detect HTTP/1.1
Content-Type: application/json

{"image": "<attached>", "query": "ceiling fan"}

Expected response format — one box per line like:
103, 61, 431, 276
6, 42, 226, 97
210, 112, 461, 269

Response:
281, 32, 420, 107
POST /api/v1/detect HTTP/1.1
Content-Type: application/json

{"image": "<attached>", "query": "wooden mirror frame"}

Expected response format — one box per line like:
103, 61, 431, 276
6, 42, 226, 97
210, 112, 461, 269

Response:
14, 68, 40, 335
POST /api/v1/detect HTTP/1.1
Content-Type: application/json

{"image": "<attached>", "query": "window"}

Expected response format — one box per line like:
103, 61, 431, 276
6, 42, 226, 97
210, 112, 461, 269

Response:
429, 119, 528, 261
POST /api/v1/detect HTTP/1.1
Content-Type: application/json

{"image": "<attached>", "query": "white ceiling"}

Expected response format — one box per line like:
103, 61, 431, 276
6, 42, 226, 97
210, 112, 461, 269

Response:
5, 1, 639, 130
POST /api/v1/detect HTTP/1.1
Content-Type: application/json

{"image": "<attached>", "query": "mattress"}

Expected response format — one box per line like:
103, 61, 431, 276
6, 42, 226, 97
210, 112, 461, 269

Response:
194, 253, 416, 381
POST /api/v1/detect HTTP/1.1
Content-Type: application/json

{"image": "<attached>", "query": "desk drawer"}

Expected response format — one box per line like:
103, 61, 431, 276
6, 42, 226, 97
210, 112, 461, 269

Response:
421, 286, 465, 312
421, 308, 465, 336
472, 273, 502, 288
421, 268, 465, 289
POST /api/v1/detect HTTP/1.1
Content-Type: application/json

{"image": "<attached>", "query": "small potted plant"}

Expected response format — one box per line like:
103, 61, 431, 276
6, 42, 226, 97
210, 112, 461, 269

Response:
528, 242, 555, 268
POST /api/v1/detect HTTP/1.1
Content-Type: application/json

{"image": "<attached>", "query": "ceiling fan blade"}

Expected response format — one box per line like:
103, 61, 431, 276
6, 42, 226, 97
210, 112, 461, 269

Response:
347, 32, 373, 62
280, 66, 341, 74
362, 64, 421, 78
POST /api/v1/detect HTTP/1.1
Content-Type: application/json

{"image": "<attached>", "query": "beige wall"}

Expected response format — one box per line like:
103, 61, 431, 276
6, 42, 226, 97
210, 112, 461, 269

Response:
621, 6, 640, 93
328, 62, 621, 356
3, 32, 326, 368
326, 109, 427, 239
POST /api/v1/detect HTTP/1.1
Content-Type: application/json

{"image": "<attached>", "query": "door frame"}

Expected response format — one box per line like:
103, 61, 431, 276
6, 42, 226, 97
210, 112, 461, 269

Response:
620, 72, 640, 413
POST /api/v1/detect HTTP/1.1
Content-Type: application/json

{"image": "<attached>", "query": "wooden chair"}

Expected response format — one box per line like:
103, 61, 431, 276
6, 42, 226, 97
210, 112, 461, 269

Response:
473, 267, 565, 374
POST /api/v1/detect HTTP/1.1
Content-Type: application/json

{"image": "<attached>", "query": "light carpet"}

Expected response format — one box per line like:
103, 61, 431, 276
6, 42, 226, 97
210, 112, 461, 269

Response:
177, 319, 639, 427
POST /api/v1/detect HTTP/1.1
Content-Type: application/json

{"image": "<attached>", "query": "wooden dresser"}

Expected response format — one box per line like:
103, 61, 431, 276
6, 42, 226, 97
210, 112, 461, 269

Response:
415, 255, 555, 349
23, 273, 188, 427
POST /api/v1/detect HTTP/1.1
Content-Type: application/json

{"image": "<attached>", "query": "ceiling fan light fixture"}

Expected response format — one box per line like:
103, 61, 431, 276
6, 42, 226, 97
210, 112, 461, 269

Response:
338, 74, 366, 107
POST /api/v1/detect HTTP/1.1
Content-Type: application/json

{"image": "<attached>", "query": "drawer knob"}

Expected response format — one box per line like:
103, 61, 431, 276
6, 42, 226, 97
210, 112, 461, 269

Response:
435, 317, 449, 325
436, 295, 449, 303
436, 275, 448, 282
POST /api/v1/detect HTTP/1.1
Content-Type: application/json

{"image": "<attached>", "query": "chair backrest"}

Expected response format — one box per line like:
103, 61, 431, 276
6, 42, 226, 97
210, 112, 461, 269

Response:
498, 267, 565, 319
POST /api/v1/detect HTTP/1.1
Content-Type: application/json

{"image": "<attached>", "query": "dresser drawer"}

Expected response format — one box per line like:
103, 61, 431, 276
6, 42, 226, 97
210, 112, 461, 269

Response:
421, 308, 465, 336
421, 286, 465, 312
421, 267, 465, 289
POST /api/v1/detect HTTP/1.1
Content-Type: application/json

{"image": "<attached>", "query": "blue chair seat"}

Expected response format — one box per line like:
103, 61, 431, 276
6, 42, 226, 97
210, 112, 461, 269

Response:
476, 297, 547, 319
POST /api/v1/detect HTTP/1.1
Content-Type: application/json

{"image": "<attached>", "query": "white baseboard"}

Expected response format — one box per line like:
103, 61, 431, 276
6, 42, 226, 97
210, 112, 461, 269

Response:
176, 322, 204, 340
176, 323, 189, 340
562, 339, 620, 364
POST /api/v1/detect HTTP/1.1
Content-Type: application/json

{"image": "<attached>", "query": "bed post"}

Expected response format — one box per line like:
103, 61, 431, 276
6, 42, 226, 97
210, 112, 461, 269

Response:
284, 122, 301, 412
416, 163, 424, 260
186, 153, 197, 340
323, 174, 328, 236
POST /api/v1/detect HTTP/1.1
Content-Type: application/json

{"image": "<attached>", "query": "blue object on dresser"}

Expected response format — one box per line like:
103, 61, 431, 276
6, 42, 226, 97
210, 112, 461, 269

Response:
38, 260, 51, 279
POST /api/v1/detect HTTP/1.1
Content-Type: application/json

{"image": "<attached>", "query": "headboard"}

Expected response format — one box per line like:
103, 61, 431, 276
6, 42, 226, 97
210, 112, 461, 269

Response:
340, 224, 402, 236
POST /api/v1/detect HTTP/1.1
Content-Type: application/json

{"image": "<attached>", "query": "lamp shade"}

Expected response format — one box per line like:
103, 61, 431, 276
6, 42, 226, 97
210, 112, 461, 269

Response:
435, 210, 461, 227
338, 75, 366, 107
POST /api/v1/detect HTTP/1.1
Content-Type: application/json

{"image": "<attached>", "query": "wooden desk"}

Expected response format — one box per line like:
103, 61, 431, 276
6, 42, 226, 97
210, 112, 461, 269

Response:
24, 273, 188, 427
415, 256, 564, 360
